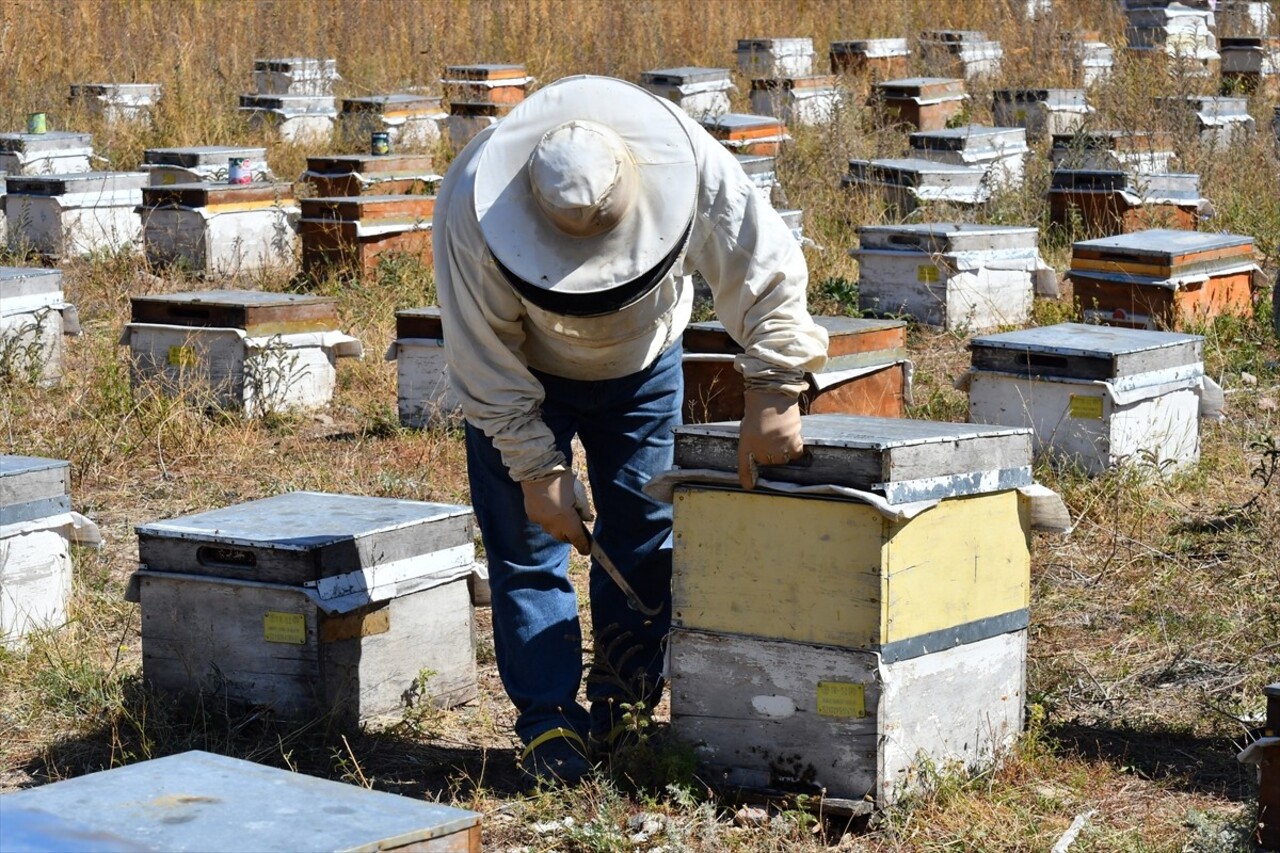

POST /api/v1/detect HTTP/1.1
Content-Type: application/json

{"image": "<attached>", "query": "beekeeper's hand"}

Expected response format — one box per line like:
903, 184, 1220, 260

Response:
521, 469, 593, 555
738, 389, 804, 490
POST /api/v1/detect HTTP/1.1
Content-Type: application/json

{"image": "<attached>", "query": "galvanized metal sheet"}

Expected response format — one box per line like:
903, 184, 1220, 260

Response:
679, 414, 1029, 450
0, 751, 480, 853
135, 491, 472, 550
1, 495, 72, 526
909, 125, 1028, 153
0, 266, 63, 299
992, 88, 1088, 106
144, 146, 267, 167
971, 322, 1201, 358
1073, 229, 1254, 259
340, 93, 442, 113
640, 66, 732, 85
5, 171, 148, 196
857, 222, 1038, 253
702, 113, 786, 132
0, 455, 69, 483
0, 132, 93, 154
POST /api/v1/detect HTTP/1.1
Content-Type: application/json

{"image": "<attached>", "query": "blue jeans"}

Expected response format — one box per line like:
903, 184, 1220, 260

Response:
465, 341, 681, 746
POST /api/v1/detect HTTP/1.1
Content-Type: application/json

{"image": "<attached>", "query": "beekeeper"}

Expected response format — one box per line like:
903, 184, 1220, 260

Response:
433, 74, 828, 785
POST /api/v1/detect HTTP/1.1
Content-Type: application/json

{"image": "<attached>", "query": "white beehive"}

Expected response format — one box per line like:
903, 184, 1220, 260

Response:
1216, 0, 1275, 34
1074, 40, 1116, 86
238, 94, 337, 145
387, 307, 461, 429
69, 83, 162, 124
918, 30, 1004, 80
119, 290, 363, 415
1160, 95, 1256, 150
0, 131, 93, 176
1050, 130, 1177, 174
252, 57, 341, 96
967, 323, 1218, 474
992, 89, 1093, 140
735, 153, 778, 206
842, 158, 990, 215
851, 223, 1051, 331
748, 75, 842, 126
142, 146, 272, 186
3, 171, 146, 258
0, 267, 79, 386
1124, 4, 1220, 73
909, 125, 1030, 190
735, 37, 815, 78
639, 67, 736, 119
338, 94, 447, 150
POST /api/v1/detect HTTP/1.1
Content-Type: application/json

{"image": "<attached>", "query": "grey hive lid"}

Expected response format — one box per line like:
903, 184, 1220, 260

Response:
857, 222, 1039, 252
131, 289, 330, 310
878, 76, 966, 95
702, 113, 786, 131
1072, 229, 1253, 261
640, 66, 731, 84
0, 131, 93, 154
848, 158, 987, 189
0, 265, 63, 299
4, 171, 147, 195
909, 124, 1027, 153
144, 146, 267, 167
992, 88, 1088, 105
1, 455, 71, 522
970, 322, 1203, 380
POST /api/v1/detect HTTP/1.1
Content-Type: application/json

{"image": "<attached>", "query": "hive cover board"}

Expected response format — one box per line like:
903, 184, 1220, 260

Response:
970, 323, 1202, 380
135, 491, 473, 585
0, 267, 62, 300
5, 172, 146, 196
0, 132, 92, 153
673, 414, 1032, 502
140, 181, 291, 207
640, 67, 732, 85
0, 456, 71, 524
858, 222, 1038, 252
144, 146, 266, 167
1070, 229, 1254, 275
684, 316, 906, 363
878, 77, 966, 98
128, 290, 338, 335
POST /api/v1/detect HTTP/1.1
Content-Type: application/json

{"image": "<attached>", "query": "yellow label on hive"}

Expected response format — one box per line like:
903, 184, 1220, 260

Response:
1069, 394, 1105, 419
263, 611, 306, 644
167, 345, 197, 367
917, 264, 940, 283
816, 681, 866, 718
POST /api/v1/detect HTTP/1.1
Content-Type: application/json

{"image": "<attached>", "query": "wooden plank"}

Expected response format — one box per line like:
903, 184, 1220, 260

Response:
1070, 270, 1253, 330
803, 366, 906, 419
306, 153, 436, 176
300, 194, 436, 222
141, 182, 293, 208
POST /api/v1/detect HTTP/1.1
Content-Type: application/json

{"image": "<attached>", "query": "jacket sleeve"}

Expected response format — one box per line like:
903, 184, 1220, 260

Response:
433, 132, 567, 483
678, 111, 829, 396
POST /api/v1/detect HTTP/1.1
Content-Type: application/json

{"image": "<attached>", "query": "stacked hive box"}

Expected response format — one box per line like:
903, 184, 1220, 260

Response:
908, 125, 1030, 190
1047, 169, 1206, 236
119, 290, 363, 415
1050, 129, 1177, 174
239, 58, 340, 144
1123, 3, 1219, 77
68, 83, 162, 125
1068, 36, 1116, 86
1219, 36, 1280, 94
967, 323, 1216, 474
842, 158, 990, 215
1157, 95, 1256, 149
388, 306, 461, 429
0, 456, 100, 648
4, 171, 147, 258
851, 223, 1051, 331
303, 153, 439, 197
141, 146, 272, 186
668, 415, 1038, 806
137, 181, 297, 276
638, 67, 735, 119
700, 113, 791, 156
128, 492, 480, 727
0, 131, 93, 176
1066, 229, 1259, 329
681, 316, 911, 423
338, 93, 446, 150
991, 89, 1093, 140
299, 194, 435, 279
442, 64, 534, 151
737, 36, 838, 127
0, 267, 80, 386
872, 77, 967, 131
918, 30, 1004, 81
0, 751, 482, 851
829, 39, 912, 90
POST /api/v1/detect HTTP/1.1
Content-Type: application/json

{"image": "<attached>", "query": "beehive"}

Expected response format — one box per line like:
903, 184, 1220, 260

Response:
0, 266, 78, 386
138, 181, 298, 276
734, 37, 815, 78
1, 455, 99, 648
338, 93, 446, 150
68, 82, 162, 124
1047, 169, 1205, 237
872, 77, 967, 131
1066, 229, 1258, 330
1220, 35, 1280, 95
300, 194, 435, 279
238, 94, 337, 145
130, 492, 480, 725
1124, 3, 1219, 73
908, 125, 1029, 190
851, 223, 1048, 331
0, 751, 482, 851
748, 75, 841, 126
991, 89, 1093, 140
829, 39, 911, 84
668, 414, 1038, 804
1218, 0, 1275, 33
639, 67, 735, 119
4, 171, 146, 258
681, 316, 910, 423
918, 30, 1004, 81
142, 146, 271, 186
252, 57, 341, 96
1157, 95, 1256, 150
699, 113, 791, 156
303, 153, 440, 197
389, 307, 461, 429
1050, 130, 1176, 174
967, 323, 1213, 474
842, 158, 989, 216
120, 290, 362, 415
0, 131, 92, 176
442, 64, 533, 115
1070, 38, 1115, 87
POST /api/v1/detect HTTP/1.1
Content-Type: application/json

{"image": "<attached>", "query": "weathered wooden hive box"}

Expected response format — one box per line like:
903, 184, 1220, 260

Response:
388, 307, 461, 429
0, 750, 483, 852
1157, 95, 1256, 150
967, 323, 1212, 474
120, 290, 362, 415
4, 171, 146, 258
68, 82, 162, 124
918, 30, 1004, 81
735, 37, 815, 78
699, 113, 791, 156
300, 194, 435, 279
748, 74, 841, 126
138, 181, 298, 276
1, 456, 76, 647
1050, 129, 1176, 174
829, 39, 911, 88
238, 93, 337, 145
668, 414, 1036, 805
252, 57, 341, 96
303, 153, 439, 197
129, 492, 480, 725
1047, 169, 1204, 236
872, 77, 967, 131
1220, 35, 1280, 94
681, 316, 910, 423
142, 145, 272, 186
842, 158, 989, 216
0, 266, 79, 386
909, 125, 1029, 190
851, 223, 1046, 331
639, 67, 735, 119
991, 89, 1092, 140
0, 131, 92, 176
442, 64, 534, 151
1066, 229, 1258, 329
339, 93, 446, 149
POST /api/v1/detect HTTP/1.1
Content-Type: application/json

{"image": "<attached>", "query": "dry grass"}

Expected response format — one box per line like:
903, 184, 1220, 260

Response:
1, 0, 1279, 850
